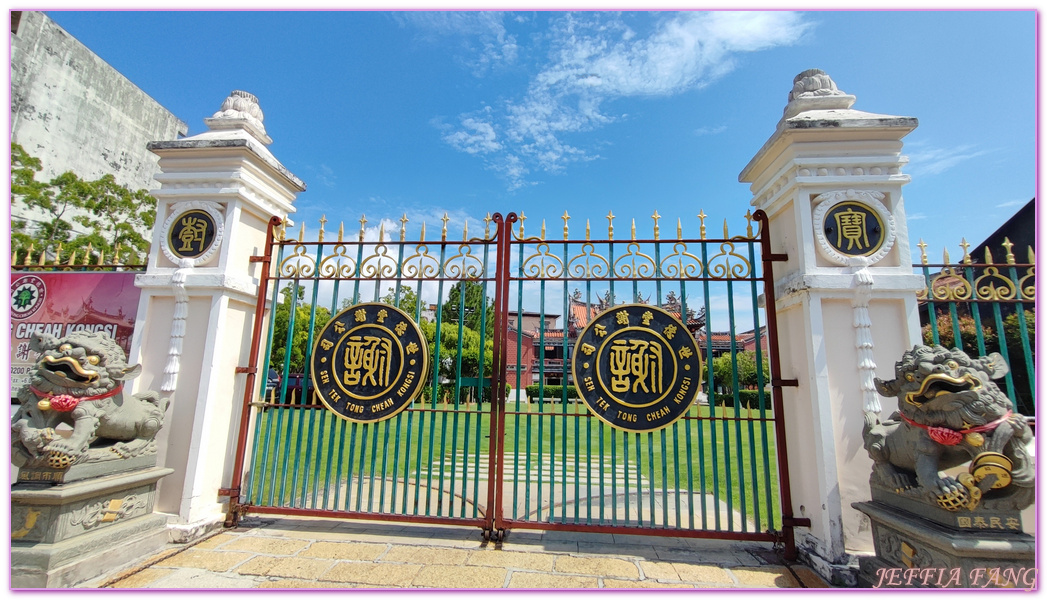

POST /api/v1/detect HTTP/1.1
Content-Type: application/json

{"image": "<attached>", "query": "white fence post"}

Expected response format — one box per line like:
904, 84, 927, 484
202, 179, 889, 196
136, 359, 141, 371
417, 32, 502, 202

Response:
739, 70, 924, 584
128, 91, 305, 541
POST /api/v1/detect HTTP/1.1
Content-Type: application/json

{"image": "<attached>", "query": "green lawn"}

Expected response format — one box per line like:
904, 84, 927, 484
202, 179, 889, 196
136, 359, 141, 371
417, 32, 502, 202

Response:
244, 399, 780, 532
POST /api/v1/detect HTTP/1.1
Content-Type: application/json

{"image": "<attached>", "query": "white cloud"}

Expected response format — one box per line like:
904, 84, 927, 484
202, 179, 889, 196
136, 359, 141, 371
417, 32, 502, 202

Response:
908, 212, 928, 221
398, 11, 518, 75
431, 12, 811, 189
907, 144, 990, 176
695, 125, 727, 136
995, 199, 1028, 208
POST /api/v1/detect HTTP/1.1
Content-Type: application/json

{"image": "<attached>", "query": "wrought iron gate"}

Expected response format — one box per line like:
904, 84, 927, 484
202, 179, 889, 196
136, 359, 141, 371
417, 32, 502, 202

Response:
226, 209, 807, 556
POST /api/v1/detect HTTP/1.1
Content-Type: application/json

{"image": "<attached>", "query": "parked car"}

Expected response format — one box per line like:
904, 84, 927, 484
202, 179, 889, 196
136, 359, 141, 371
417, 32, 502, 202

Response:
284, 373, 317, 404
265, 369, 281, 396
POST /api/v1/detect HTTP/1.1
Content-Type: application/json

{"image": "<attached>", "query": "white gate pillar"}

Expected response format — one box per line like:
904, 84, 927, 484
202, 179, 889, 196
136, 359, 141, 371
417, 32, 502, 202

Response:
739, 70, 924, 584
128, 91, 305, 541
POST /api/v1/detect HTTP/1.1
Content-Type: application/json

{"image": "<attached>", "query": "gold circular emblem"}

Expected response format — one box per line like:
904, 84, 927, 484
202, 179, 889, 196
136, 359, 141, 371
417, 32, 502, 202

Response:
822, 201, 885, 258
572, 304, 702, 433
167, 209, 217, 259
309, 303, 429, 423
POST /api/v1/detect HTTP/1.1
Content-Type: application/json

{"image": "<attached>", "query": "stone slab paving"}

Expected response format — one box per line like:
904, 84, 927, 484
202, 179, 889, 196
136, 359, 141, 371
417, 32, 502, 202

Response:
83, 515, 832, 589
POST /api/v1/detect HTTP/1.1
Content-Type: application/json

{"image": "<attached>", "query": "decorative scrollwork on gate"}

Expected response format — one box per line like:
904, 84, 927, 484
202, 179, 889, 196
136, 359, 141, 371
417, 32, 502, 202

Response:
973, 266, 1017, 301
706, 241, 751, 279
566, 243, 610, 279
659, 242, 703, 278
402, 244, 441, 279
613, 243, 656, 279
1017, 265, 1035, 301
359, 244, 398, 279
279, 244, 316, 278
317, 244, 357, 279
919, 267, 973, 301
443, 243, 485, 279
521, 243, 564, 279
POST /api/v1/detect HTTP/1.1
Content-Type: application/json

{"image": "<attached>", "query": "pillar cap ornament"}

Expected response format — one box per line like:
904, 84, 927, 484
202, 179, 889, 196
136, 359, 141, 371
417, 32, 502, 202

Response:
782, 69, 856, 120
203, 90, 272, 145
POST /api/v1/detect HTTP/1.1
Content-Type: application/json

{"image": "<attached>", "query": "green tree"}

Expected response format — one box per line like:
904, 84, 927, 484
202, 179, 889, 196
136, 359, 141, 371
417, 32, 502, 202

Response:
921, 313, 997, 351
711, 350, 769, 392
419, 319, 493, 403
269, 285, 332, 373
10, 143, 155, 262
380, 286, 420, 317
442, 280, 494, 338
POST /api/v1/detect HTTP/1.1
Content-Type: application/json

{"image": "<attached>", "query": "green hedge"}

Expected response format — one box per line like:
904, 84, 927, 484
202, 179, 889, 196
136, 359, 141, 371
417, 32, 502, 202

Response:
525, 384, 580, 400
713, 390, 768, 409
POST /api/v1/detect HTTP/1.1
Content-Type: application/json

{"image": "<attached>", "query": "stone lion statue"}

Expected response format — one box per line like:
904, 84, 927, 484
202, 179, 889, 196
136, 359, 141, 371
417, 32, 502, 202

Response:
12, 331, 169, 471
863, 344, 1033, 512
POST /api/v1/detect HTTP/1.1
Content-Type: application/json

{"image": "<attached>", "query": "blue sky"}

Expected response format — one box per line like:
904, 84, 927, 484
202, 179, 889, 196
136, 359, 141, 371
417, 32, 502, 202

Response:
44, 9, 1035, 264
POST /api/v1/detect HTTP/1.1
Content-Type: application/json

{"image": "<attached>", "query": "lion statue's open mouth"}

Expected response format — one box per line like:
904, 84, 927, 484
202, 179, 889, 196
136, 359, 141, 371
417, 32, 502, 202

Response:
904, 373, 981, 406
39, 355, 100, 385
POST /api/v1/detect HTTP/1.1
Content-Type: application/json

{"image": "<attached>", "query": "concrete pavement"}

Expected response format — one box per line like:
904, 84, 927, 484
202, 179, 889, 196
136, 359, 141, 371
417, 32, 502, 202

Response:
82, 516, 831, 589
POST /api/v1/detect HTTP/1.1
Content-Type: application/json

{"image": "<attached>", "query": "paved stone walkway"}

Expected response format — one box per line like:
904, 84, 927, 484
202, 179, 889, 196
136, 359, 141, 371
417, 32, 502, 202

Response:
82, 516, 831, 589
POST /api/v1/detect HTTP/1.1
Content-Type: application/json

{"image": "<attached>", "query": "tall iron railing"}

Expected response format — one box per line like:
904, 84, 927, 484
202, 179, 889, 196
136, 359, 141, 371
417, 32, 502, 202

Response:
915, 238, 1035, 416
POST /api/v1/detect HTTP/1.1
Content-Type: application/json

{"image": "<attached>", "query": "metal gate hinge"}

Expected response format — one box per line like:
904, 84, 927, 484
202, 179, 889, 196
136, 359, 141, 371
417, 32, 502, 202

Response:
235, 367, 257, 375
249, 256, 267, 263
218, 488, 237, 497
772, 378, 798, 387
783, 517, 812, 528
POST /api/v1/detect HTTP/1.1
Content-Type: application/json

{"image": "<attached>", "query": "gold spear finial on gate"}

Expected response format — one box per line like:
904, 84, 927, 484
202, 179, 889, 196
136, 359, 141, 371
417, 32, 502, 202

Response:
96, 248, 104, 266
562, 211, 570, 240
39, 247, 47, 266
67, 250, 77, 267
942, 247, 951, 265
606, 211, 615, 240
463, 219, 469, 242
651, 211, 661, 240
338, 221, 344, 243
677, 218, 682, 241
318, 215, 327, 242
358, 215, 368, 242
56, 243, 65, 265
1002, 238, 1015, 264
917, 239, 928, 264
518, 212, 526, 238
984, 247, 994, 265
441, 212, 449, 241
25, 242, 34, 267
483, 213, 492, 240
298, 223, 305, 243
744, 210, 754, 238
723, 219, 730, 239
1028, 246, 1036, 264
420, 221, 427, 242
400, 214, 409, 242
84, 243, 93, 266
697, 210, 707, 239
959, 238, 971, 264
540, 219, 547, 240
630, 218, 636, 241
378, 221, 385, 243
586, 219, 591, 241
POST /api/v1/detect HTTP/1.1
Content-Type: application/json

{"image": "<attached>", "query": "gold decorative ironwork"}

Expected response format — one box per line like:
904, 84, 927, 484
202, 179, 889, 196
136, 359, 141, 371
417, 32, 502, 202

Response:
443, 243, 485, 279
400, 214, 408, 242
973, 266, 1017, 301
317, 244, 357, 278
359, 244, 397, 279
613, 242, 656, 279
607, 211, 615, 240
921, 267, 972, 301
659, 242, 703, 278
706, 241, 752, 279
566, 243, 610, 278
402, 244, 441, 279
697, 211, 707, 240
279, 244, 316, 278
521, 243, 564, 279
1018, 248, 1035, 300
651, 211, 661, 240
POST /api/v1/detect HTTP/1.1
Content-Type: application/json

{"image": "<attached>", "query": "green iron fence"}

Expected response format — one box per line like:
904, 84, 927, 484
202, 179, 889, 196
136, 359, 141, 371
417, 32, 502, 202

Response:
916, 238, 1035, 417
227, 210, 802, 552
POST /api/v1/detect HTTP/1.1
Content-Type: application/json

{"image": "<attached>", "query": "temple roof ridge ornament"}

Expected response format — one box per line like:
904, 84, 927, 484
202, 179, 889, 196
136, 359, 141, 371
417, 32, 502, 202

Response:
203, 90, 273, 145
781, 68, 856, 120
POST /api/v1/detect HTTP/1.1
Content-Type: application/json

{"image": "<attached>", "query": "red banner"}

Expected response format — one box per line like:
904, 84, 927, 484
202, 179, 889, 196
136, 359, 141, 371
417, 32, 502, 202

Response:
10, 272, 141, 396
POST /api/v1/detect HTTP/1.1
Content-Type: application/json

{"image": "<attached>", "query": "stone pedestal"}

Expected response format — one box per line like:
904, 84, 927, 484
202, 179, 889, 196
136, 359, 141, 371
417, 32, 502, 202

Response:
11, 467, 172, 588
853, 501, 1035, 588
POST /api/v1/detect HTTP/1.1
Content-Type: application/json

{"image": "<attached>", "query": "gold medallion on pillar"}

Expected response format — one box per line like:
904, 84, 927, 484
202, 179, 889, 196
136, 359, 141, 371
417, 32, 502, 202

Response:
812, 190, 896, 266
310, 303, 429, 423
